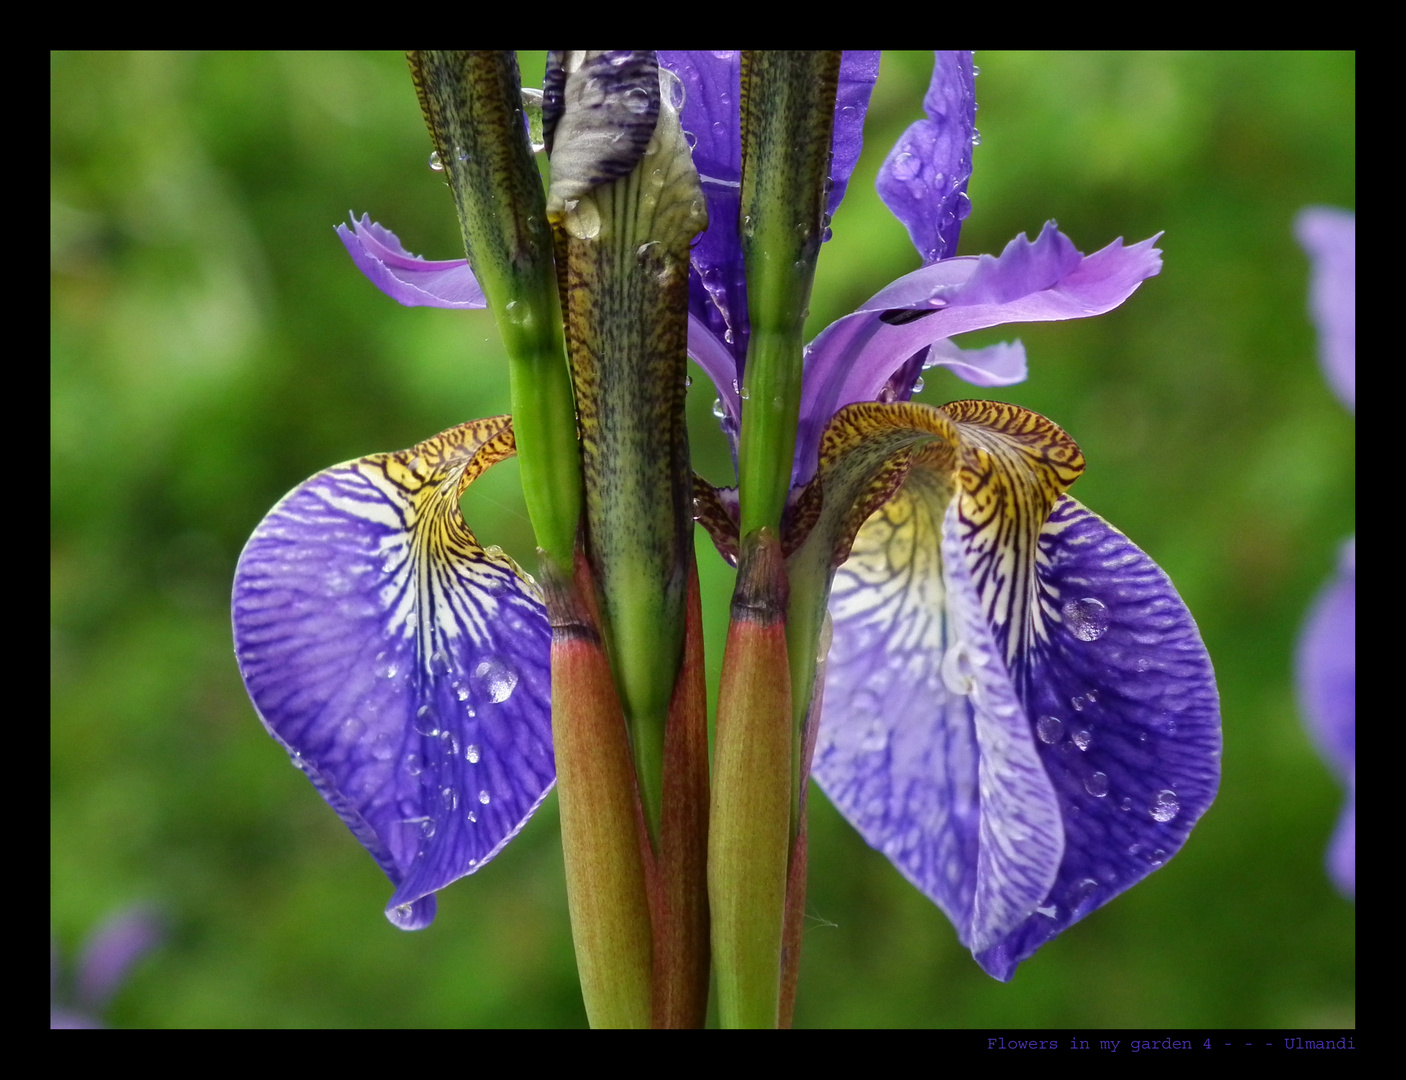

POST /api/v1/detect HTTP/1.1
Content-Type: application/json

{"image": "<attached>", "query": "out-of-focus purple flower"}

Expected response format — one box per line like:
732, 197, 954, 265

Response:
51, 907, 163, 1029
338, 51, 1219, 981
1295, 207, 1355, 899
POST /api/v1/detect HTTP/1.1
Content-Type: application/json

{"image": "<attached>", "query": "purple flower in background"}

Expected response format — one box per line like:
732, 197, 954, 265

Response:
333, 51, 1220, 980
1295, 207, 1355, 899
51, 907, 163, 1028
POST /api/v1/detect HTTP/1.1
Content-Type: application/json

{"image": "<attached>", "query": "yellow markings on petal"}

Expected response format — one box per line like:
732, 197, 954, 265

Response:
811, 401, 960, 569
344, 417, 539, 662
936, 400, 1084, 666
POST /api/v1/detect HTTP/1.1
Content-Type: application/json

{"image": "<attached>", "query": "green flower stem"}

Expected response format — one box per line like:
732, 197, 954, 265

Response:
710, 529, 792, 1029
735, 50, 842, 539
408, 51, 582, 575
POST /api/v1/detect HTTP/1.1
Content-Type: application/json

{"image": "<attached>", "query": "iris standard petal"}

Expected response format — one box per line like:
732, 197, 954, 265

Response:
876, 51, 976, 265
794, 226, 1162, 487
337, 213, 488, 310
813, 401, 1219, 980
665, 49, 879, 380
232, 419, 554, 929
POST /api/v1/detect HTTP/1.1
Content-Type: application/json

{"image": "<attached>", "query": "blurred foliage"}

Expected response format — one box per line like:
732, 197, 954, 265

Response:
51, 51, 1354, 1028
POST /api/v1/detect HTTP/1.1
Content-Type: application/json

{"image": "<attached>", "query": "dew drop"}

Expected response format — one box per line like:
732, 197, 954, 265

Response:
441, 786, 458, 811
1120, 797, 1133, 811
467, 810, 477, 823
465, 744, 480, 764
478, 789, 491, 805
472, 656, 519, 703
1150, 789, 1180, 823
1062, 596, 1110, 641
738, 385, 751, 400
1085, 771, 1109, 797
563, 195, 601, 240
890, 151, 919, 181
911, 376, 925, 394
413, 705, 440, 737
971, 128, 982, 147
428, 150, 444, 171
405, 753, 422, 777
1072, 729, 1092, 751
939, 641, 976, 697
1036, 714, 1064, 744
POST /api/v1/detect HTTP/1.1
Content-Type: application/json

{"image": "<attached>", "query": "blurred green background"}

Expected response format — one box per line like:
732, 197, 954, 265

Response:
51, 51, 1354, 1028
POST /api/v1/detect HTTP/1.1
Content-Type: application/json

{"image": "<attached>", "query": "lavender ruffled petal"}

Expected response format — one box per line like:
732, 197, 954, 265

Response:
336, 213, 486, 310
794, 226, 1161, 485
876, 51, 977, 264
232, 419, 554, 929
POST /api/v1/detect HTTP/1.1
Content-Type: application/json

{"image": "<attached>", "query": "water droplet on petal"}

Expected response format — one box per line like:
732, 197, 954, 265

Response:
472, 656, 519, 703
478, 790, 491, 805
940, 641, 976, 696
1150, 789, 1180, 823
428, 150, 444, 171
1036, 714, 1064, 744
413, 705, 440, 737
465, 744, 480, 764
1062, 596, 1110, 641
970, 128, 982, 147
1072, 729, 1092, 751
890, 151, 919, 181
1085, 771, 1109, 797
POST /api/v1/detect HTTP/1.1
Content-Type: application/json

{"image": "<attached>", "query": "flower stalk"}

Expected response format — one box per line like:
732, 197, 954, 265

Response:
710, 51, 842, 1028
407, 51, 582, 575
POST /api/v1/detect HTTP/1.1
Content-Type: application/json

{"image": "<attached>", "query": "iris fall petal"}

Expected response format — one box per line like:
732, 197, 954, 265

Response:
812, 401, 1220, 980
232, 418, 554, 928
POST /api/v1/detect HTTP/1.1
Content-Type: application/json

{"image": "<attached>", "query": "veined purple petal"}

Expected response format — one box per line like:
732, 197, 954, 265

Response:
828, 51, 882, 225
336, 213, 487, 309
1297, 537, 1355, 897
814, 406, 1218, 980
794, 225, 1161, 486
980, 497, 1221, 979
661, 51, 748, 372
663, 50, 880, 382
877, 51, 977, 264
232, 419, 553, 928
1296, 207, 1355, 412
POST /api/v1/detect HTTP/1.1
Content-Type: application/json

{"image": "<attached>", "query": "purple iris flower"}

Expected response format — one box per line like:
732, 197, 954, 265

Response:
51, 907, 163, 1028
319, 51, 1221, 980
1294, 207, 1354, 899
